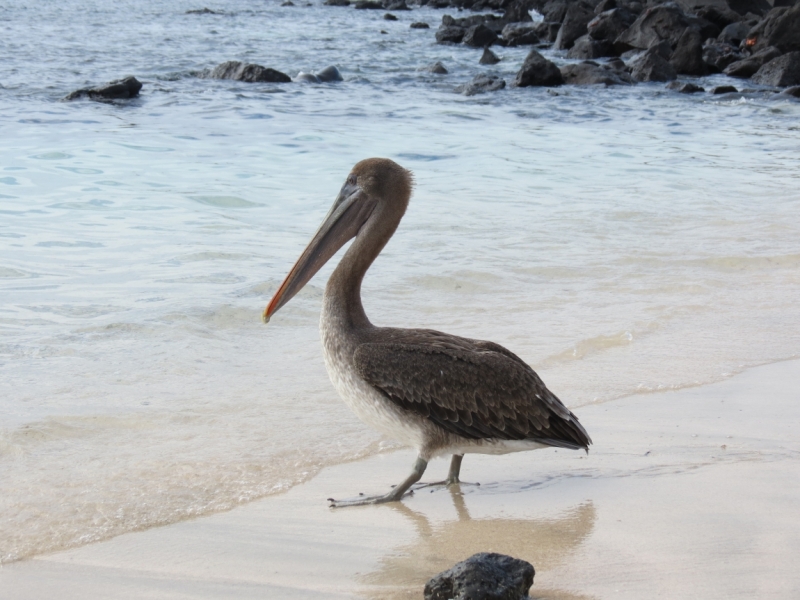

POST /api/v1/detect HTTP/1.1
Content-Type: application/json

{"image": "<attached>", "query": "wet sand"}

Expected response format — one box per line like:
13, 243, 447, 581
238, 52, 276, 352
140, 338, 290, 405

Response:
2, 360, 799, 599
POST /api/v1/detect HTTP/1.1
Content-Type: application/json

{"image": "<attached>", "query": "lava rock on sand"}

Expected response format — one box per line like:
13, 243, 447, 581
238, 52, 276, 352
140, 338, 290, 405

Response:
424, 553, 535, 600
64, 76, 142, 101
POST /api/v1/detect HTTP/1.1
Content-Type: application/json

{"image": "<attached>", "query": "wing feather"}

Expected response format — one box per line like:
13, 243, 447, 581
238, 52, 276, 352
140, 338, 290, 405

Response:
353, 331, 591, 450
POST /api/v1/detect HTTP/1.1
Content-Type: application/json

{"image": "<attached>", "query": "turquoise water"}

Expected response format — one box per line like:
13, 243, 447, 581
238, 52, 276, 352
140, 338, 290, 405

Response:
1, 0, 799, 563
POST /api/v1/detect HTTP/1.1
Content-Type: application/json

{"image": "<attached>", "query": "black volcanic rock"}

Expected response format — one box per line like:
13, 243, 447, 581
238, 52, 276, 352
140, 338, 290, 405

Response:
670, 26, 706, 75
718, 21, 751, 46
436, 25, 466, 43
64, 76, 143, 101
456, 73, 506, 95
629, 45, 677, 81
515, 49, 564, 86
324, 0, 350, 5
555, 1, 595, 50
568, 34, 613, 58
724, 45, 781, 77
751, 51, 800, 86
666, 80, 705, 92
424, 553, 534, 600
411, 21, 430, 28
587, 8, 636, 43
480, 47, 501, 64
463, 24, 498, 47
561, 60, 632, 84
615, 3, 691, 50
746, 4, 800, 55
702, 41, 742, 72
207, 61, 291, 83
502, 22, 540, 46
711, 84, 738, 93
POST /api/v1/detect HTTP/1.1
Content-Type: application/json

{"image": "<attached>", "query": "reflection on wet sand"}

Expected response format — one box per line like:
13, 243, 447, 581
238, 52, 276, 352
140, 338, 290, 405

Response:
360, 487, 597, 600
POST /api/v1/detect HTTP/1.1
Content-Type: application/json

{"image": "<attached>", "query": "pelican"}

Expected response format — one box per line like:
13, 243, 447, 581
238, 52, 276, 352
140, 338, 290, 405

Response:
264, 158, 591, 507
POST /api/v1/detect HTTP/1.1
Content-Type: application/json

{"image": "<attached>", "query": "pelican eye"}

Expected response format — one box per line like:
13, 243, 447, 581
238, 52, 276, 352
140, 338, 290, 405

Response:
347, 174, 357, 186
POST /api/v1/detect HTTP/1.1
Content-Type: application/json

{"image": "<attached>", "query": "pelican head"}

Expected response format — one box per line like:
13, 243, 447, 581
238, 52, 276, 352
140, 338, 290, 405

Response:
263, 158, 412, 323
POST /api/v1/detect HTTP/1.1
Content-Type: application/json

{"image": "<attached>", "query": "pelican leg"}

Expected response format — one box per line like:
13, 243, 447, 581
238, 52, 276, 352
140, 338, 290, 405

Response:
413, 454, 476, 489
328, 457, 428, 508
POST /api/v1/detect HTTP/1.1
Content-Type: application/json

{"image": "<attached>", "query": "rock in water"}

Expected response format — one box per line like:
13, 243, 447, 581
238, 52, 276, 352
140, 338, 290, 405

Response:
422, 61, 448, 74
751, 51, 800, 87
64, 76, 142, 101
711, 85, 738, 94
424, 553, 534, 600
436, 25, 466, 44
455, 74, 506, 96
567, 34, 612, 59
186, 7, 220, 14
463, 24, 498, 48
501, 23, 539, 46
384, 12, 397, 20
515, 49, 564, 87
410, 22, 430, 29
208, 61, 291, 83
480, 48, 501, 64
666, 80, 705, 93
316, 65, 343, 82
561, 61, 631, 85
723, 46, 781, 78
555, 1, 595, 50
746, 4, 800, 54
702, 41, 742, 72
615, 3, 691, 51
670, 26, 706, 76
629, 45, 677, 81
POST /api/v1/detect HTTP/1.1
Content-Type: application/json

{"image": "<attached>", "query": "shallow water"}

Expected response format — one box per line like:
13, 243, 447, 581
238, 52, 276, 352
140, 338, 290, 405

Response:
1, 0, 799, 563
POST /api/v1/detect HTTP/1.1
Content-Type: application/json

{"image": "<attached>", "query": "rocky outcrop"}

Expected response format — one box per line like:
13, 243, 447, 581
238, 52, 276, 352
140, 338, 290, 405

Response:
424, 553, 535, 600
480, 48, 501, 64
615, 3, 693, 51
515, 49, 564, 86
666, 80, 705, 92
561, 60, 632, 84
718, 21, 751, 46
629, 45, 678, 81
670, 26, 706, 75
422, 61, 448, 74
501, 22, 540, 46
567, 35, 613, 58
723, 45, 781, 77
436, 25, 466, 43
751, 51, 800, 86
64, 76, 142, 101
456, 73, 506, 95
207, 61, 291, 83
587, 8, 637, 45
555, 1, 596, 49
463, 23, 498, 47
745, 4, 800, 54
702, 40, 742, 72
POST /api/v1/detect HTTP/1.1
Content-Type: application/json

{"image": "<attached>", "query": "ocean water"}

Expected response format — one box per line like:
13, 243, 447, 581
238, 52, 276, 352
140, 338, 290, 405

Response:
1, 0, 799, 564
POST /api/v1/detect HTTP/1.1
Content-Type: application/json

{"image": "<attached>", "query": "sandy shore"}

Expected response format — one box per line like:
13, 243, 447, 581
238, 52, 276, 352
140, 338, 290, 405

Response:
2, 360, 799, 599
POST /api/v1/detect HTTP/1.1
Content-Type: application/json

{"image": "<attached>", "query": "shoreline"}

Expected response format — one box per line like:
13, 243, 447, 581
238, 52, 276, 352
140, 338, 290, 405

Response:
2, 358, 799, 599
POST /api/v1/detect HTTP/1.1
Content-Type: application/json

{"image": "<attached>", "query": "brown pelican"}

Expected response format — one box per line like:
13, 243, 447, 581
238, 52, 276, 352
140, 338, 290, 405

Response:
264, 158, 591, 507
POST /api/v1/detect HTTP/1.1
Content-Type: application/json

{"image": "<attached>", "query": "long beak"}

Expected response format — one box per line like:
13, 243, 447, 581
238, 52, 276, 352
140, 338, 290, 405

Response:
263, 182, 375, 323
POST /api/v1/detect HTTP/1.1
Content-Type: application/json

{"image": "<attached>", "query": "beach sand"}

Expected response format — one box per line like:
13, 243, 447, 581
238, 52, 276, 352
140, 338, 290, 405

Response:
2, 360, 798, 599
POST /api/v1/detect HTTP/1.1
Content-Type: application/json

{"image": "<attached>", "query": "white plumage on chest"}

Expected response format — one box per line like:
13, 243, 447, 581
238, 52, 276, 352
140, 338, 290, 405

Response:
319, 310, 427, 451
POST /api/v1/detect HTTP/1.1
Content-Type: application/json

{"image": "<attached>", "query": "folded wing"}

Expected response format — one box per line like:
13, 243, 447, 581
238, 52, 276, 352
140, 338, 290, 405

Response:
353, 330, 591, 450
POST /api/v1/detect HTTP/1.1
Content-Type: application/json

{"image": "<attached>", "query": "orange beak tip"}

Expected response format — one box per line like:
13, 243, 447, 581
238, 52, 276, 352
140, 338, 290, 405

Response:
262, 311, 271, 324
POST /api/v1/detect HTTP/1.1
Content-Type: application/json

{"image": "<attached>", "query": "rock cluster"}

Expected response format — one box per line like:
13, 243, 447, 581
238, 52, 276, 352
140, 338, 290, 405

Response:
427, 0, 800, 91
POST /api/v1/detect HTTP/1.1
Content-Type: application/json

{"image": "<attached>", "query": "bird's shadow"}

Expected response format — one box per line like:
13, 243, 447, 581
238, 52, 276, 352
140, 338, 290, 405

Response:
357, 486, 597, 600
